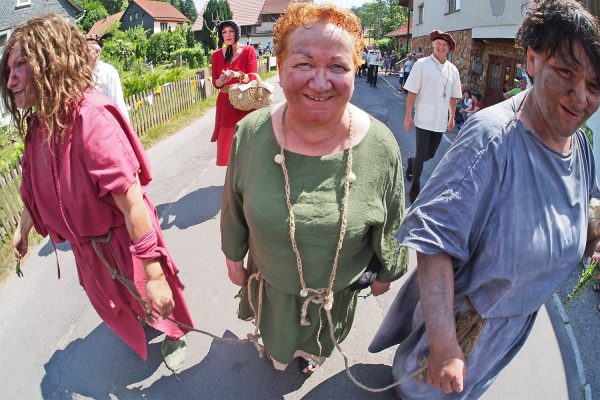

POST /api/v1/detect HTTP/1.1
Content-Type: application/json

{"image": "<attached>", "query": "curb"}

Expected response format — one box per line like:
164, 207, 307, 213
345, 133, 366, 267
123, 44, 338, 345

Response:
546, 293, 592, 400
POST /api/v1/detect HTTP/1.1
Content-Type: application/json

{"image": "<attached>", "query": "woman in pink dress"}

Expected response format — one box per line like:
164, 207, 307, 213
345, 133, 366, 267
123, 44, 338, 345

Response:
211, 20, 258, 166
1, 14, 194, 371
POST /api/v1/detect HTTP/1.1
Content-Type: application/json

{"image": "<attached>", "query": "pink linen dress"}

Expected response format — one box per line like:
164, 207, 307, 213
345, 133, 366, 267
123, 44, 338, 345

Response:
20, 91, 194, 360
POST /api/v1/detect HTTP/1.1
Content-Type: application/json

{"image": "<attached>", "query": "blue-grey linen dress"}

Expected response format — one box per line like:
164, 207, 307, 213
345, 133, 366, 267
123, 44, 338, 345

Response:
369, 90, 597, 399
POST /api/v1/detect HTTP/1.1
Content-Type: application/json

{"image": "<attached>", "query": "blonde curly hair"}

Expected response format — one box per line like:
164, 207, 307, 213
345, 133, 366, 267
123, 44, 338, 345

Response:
273, 3, 365, 69
0, 14, 95, 140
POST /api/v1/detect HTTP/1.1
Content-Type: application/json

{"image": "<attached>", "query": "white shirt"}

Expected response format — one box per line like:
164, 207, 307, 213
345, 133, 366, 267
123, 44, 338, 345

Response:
94, 61, 130, 122
403, 55, 462, 132
367, 49, 382, 66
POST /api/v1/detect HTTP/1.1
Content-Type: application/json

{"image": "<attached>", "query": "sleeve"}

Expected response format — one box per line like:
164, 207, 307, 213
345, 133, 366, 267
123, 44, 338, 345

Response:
19, 144, 48, 237
80, 105, 140, 197
451, 67, 462, 98
211, 51, 224, 89
220, 126, 249, 261
397, 116, 506, 263
370, 143, 408, 282
403, 60, 421, 94
244, 46, 259, 80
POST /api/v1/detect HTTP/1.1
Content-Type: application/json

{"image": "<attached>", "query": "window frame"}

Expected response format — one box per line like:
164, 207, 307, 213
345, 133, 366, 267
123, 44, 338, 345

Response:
160, 22, 168, 31
417, 3, 424, 24
15, 0, 32, 7
448, 0, 460, 13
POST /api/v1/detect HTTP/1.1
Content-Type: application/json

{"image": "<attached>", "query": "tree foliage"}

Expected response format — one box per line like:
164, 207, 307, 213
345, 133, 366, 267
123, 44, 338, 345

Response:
146, 29, 188, 65
200, 0, 232, 52
180, 0, 199, 23
352, 0, 408, 40
77, 0, 108, 32
99, 0, 127, 14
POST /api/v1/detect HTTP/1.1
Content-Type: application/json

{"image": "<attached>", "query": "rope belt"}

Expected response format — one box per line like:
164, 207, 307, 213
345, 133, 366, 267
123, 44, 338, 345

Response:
91, 230, 485, 393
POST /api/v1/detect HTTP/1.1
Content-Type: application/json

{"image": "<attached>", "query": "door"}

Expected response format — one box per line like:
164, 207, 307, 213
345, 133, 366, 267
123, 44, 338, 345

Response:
484, 56, 516, 106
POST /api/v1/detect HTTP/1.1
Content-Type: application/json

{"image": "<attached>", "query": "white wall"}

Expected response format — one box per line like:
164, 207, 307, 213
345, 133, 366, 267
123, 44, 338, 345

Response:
411, 0, 526, 38
153, 21, 182, 34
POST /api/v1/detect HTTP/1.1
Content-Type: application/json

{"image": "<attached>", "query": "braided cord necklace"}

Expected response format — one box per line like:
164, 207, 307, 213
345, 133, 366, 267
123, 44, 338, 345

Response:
274, 104, 356, 313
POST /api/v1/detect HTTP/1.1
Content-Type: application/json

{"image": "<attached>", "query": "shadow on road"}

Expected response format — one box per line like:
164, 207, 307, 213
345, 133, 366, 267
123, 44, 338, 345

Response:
37, 240, 71, 257
303, 363, 395, 399
40, 328, 311, 399
156, 185, 224, 231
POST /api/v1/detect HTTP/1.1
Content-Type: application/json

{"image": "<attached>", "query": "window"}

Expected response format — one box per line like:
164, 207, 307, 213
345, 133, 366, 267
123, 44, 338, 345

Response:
129, 14, 133, 22
417, 4, 424, 24
0, 30, 10, 54
160, 22, 168, 31
135, 11, 138, 20
15, 0, 32, 7
449, 0, 460, 12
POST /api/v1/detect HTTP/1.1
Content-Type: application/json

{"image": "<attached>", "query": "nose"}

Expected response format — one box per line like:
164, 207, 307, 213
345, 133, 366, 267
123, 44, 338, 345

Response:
309, 68, 332, 91
7, 68, 18, 92
571, 78, 589, 109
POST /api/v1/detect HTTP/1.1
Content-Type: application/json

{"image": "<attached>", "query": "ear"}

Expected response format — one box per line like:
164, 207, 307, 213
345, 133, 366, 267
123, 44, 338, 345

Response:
526, 47, 536, 78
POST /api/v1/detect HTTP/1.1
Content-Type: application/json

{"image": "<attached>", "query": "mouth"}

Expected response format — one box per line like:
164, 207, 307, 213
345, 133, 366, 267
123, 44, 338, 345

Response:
304, 94, 331, 102
560, 104, 582, 121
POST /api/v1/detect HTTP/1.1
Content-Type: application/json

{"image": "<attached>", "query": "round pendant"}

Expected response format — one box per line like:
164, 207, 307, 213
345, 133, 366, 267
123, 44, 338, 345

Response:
300, 288, 308, 297
324, 302, 333, 311
274, 154, 284, 164
347, 171, 356, 183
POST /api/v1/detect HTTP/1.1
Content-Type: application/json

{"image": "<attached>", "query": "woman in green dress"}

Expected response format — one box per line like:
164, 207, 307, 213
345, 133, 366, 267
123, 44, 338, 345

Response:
220, 2, 407, 374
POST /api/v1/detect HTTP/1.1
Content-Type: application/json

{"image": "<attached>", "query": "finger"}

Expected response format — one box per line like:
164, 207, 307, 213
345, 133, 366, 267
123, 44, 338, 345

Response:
439, 379, 453, 394
452, 373, 464, 393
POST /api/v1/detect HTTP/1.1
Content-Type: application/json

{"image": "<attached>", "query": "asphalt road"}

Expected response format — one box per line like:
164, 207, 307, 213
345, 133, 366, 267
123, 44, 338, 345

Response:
0, 72, 582, 399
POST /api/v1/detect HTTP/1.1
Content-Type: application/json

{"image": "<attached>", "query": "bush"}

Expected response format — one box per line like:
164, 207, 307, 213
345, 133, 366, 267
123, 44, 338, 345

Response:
147, 30, 187, 65
121, 66, 198, 97
172, 47, 205, 68
375, 38, 396, 55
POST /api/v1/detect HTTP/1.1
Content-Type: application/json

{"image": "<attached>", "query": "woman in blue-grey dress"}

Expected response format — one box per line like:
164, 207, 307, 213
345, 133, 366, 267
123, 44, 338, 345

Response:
369, 1, 600, 398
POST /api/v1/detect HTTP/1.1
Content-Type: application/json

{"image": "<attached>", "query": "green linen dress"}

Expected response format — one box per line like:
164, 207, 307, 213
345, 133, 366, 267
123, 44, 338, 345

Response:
221, 107, 408, 367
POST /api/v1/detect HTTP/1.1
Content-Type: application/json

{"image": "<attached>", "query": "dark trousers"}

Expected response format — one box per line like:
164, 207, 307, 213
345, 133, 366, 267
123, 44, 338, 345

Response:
412, 127, 443, 187
367, 65, 379, 86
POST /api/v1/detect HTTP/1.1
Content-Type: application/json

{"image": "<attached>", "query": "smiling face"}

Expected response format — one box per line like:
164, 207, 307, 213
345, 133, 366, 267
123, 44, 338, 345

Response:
278, 21, 355, 125
526, 42, 600, 141
221, 26, 236, 46
432, 39, 450, 62
6, 42, 36, 110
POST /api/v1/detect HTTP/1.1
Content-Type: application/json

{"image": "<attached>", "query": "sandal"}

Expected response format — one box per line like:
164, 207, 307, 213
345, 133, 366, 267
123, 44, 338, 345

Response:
298, 357, 318, 375
592, 276, 600, 292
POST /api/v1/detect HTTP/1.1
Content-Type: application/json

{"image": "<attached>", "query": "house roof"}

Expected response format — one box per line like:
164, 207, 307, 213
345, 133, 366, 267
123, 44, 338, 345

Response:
65, 0, 84, 12
384, 22, 412, 38
88, 12, 124, 36
261, 0, 312, 15
229, 0, 265, 26
131, 0, 190, 23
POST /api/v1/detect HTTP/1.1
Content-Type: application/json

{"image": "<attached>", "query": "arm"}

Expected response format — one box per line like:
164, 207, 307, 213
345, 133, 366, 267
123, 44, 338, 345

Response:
417, 251, 465, 394
448, 98, 458, 132
111, 176, 174, 318
404, 92, 417, 131
12, 208, 34, 260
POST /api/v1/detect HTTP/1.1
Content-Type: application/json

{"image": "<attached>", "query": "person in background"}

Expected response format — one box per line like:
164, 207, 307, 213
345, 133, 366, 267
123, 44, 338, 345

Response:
360, 47, 368, 78
211, 20, 258, 166
221, 2, 407, 375
387, 50, 397, 76
3, 14, 195, 372
382, 51, 389, 76
402, 54, 414, 94
370, 1, 600, 398
466, 93, 484, 119
455, 89, 473, 128
403, 30, 462, 203
504, 75, 528, 99
86, 35, 129, 122
367, 43, 382, 87
398, 61, 405, 92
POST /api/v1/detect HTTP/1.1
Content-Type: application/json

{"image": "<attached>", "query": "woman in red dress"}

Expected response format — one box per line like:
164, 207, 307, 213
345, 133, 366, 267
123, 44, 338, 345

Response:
211, 20, 258, 166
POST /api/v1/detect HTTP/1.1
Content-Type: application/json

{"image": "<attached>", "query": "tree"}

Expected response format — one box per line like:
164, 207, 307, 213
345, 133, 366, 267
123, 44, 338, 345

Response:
352, 0, 408, 40
200, 0, 232, 52
77, 0, 108, 33
99, 0, 127, 14
146, 29, 187, 65
180, 0, 199, 23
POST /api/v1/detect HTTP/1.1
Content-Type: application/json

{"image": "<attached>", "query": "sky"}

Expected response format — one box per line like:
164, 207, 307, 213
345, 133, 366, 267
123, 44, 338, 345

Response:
192, 0, 371, 12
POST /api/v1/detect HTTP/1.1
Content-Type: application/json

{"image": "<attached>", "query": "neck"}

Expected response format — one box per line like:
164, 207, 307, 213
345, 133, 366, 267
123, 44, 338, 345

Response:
519, 92, 571, 154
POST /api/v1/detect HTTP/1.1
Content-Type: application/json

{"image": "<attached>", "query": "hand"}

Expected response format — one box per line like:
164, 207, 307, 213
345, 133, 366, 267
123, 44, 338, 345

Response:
585, 237, 600, 259
145, 265, 175, 319
370, 280, 390, 296
404, 115, 413, 132
427, 340, 466, 394
226, 258, 249, 286
447, 119, 455, 132
12, 229, 28, 260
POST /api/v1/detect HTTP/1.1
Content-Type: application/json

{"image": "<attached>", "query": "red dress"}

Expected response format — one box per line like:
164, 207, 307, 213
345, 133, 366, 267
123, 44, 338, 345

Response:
20, 91, 194, 360
211, 45, 258, 166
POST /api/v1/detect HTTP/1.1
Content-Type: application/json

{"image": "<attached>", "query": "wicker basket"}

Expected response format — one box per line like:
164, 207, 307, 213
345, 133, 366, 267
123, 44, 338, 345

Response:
228, 73, 272, 111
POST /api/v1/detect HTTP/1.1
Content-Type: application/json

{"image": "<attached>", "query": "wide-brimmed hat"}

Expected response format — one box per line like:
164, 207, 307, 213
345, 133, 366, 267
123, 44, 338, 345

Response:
429, 30, 456, 51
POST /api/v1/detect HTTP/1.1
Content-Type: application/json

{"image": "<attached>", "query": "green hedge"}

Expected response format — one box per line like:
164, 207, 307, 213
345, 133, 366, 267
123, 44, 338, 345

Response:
172, 47, 205, 69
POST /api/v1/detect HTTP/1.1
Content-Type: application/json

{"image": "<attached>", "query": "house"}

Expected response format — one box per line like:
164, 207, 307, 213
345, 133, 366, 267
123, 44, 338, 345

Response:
0, 0, 82, 54
384, 21, 412, 56
401, 0, 526, 106
119, 0, 189, 34
193, 0, 313, 49
0, 0, 82, 125
87, 11, 124, 38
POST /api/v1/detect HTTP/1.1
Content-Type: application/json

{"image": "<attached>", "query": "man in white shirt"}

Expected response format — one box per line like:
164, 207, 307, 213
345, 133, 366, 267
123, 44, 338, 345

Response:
86, 36, 130, 122
366, 44, 382, 87
403, 30, 462, 203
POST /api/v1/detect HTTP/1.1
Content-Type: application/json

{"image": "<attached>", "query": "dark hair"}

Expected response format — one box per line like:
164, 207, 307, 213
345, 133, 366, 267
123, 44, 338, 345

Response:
473, 93, 482, 102
463, 89, 471, 96
217, 20, 240, 43
516, 0, 600, 86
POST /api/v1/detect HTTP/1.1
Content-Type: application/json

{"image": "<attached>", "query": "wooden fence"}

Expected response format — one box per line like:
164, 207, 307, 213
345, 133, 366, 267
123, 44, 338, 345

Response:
0, 156, 22, 241
0, 57, 277, 242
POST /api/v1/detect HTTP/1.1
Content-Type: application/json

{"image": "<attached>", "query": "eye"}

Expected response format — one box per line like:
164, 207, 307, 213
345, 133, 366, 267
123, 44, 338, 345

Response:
295, 62, 312, 69
588, 82, 600, 95
556, 68, 572, 78
330, 63, 349, 72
